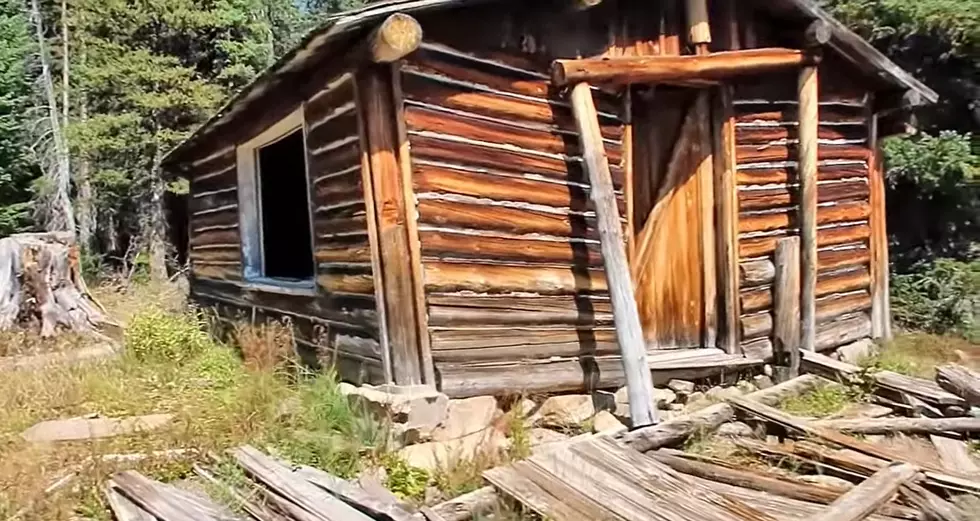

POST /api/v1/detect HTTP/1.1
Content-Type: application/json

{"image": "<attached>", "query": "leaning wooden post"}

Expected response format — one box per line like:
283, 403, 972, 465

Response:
569, 82, 657, 427
773, 237, 801, 382
798, 58, 819, 352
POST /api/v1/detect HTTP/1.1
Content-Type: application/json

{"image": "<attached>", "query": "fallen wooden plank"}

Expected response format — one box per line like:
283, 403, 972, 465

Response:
728, 398, 980, 494
813, 416, 980, 435
109, 471, 199, 521
650, 449, 919, 519
800, 351, 966, 407
810, 463, 920, 521
105, 481, 155, 521
296, 465, 417, 521
231, 445, 373, 521
484, 459, 612, 521
192, 464, 288, 521
930, 435, 980, 475
899, 482, 970, 521
936, 364, 980, 406
623, 374, 828, 451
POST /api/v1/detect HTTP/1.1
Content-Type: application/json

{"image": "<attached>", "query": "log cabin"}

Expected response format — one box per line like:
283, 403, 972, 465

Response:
161, 0, 937, 398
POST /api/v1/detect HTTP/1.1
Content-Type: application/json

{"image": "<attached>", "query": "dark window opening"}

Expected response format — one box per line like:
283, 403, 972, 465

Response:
257, 129, 314, 281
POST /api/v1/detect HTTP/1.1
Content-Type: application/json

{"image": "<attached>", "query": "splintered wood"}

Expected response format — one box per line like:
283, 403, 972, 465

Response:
485, 435, 778, 521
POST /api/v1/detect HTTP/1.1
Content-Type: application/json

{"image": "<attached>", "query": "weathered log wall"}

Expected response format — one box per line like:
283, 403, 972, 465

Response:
734, 61, 874, 353
400, 41, 627, 371
185, 70, 385, 384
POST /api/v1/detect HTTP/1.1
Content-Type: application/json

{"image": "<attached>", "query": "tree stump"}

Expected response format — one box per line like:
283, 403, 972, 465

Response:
0, 232, 108, 337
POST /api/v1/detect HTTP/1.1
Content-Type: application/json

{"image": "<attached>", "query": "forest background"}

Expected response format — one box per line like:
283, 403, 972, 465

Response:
0, 0, 975, 337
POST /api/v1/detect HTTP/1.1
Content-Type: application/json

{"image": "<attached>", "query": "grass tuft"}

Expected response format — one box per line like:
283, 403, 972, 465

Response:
232, 320, 296, 372
860, 332, 980, 378
125, 306, 214, 364
778, 385, 866, 418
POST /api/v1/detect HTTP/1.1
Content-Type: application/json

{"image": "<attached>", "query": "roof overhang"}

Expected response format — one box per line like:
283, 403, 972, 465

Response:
162, 0, 938, 169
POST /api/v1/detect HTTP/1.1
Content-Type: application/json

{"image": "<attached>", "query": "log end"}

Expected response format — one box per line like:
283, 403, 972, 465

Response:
370, 13, 423, 63
804, 19, 833, 48
550, 60, 569, 87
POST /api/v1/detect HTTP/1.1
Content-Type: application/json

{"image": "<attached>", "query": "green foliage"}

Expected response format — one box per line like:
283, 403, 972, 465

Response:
125, 306, 215, 363
0, 0, 38, 235
383, 454, 430, 501
779, 385, 867, 417
891, 258, 980, 336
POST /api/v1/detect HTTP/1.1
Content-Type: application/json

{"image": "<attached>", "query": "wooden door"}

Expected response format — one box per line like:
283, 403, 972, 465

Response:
631, 89, 716, 350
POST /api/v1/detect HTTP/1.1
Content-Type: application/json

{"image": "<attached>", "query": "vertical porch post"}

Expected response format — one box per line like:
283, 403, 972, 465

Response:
798, 62, 820, 353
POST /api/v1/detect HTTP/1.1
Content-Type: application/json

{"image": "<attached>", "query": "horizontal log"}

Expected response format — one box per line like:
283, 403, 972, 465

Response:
743, 292, 873, 340
815, 313, 871, 351
427, 304, 613, 327
737, 166, 868, 186
314, 241, 372, 264
414, 164, 624, 212
189, 247, 241, 263
740, 259, 776, 286
813, 417, 980, 435
741, 268, 870, 313
314, 197, 367, 220
736, 124, 866, 144
401, 73, 622, 141
306, 111, 359, 151
430, 326, 617, 350
313, 173, 363, 202
739, 180, 869, 211
307, 146, 361, 182
816, 291, 872, 323
423, 261, 607, 295
191, 206, 240, 230
734, 106, 865, 126
819, 245, 871, 271
313, 216, 369, 238
189, 228, 240, 248
739, 224, 870, 258
189, 188, 238, 214
551, 48, 808, 86
417, 198, 596, 239
742, 312, 773, 340
428, 293, 611, 312
739, 201, 871, 233
737, 144, 871, 165
406, 49, 623, 117
305, 75, 355, 120
359, 13, 422, 63
419, 230, 602, 266
317, 273, 375, 295
191, 264, 241, 281
405, 105, 623, 162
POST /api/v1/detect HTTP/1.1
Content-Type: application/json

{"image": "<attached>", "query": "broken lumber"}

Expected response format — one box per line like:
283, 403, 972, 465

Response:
649, 449, 919, 519
930, 435, 980, 475
810, 463, 920, 521
936, 364, 980, 406
231, 445, 373, 521
109, 471, 201, 521
412, 487, 498, 521
296, 465, 417, 521
623, 374, 827, 451
105, 481, 155, 521
813, 416, 980, 435
900, 482, 970, 521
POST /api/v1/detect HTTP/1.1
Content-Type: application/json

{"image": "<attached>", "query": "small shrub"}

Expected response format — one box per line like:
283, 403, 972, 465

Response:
383, 454, 430, 501
233, 320, 296, 372
891, 258, 979, 337
125, 307, 215, 364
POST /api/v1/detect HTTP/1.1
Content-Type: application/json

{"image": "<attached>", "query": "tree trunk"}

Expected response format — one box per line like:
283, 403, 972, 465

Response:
76, 105, 95, 251
0, 233, 107, 336
146, 142, 168, 281
29, 0, 75, 235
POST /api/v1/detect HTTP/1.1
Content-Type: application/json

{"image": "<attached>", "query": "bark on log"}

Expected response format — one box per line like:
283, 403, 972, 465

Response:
551, 49, 808, 86
936, 364, 980, 406
0, 233, 109, 337
810, 463, 919, 521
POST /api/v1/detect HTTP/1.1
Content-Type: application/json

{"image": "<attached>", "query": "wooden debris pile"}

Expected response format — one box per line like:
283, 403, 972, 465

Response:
104, 445, 498, 521
482, 362, 980, 521
0, 232, 109, 337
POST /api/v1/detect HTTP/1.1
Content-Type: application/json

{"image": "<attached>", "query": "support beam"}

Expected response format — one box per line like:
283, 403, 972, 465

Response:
551, 48, 809, 86
772, 237, 801, 382
798, 64, 819, 352
569, 82, 657, 428
356, 13, 423, 63
868, 113, 892, 340
712, 87, 740, 354
685, 0, 711, 53
359, 67, 424, 385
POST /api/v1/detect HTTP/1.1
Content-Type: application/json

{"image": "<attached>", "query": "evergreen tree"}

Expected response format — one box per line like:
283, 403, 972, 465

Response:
0, 0, 38, 235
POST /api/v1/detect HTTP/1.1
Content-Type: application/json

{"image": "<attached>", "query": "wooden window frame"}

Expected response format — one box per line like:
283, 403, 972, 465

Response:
236, 107, 317, 292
